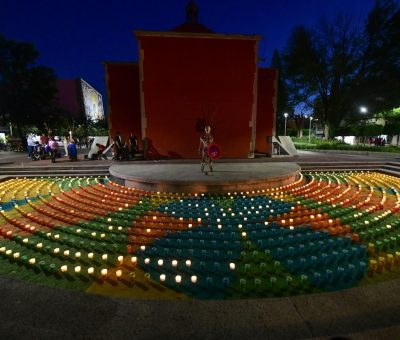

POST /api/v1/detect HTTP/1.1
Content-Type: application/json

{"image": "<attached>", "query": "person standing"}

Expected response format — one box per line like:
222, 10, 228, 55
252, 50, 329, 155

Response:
129, 132, 138, 160
114, 131, 123, 160
198, 125, 213, 174
48, 136, 58, 163
27, 133, 35, 159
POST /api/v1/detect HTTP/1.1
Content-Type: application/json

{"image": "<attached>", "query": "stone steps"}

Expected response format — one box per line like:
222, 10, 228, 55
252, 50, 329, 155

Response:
0, 165, 109, 178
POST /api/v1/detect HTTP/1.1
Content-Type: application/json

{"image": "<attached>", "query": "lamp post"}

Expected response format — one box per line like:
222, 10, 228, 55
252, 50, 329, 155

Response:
308, 116, 313, 143
284, 113, 288, 136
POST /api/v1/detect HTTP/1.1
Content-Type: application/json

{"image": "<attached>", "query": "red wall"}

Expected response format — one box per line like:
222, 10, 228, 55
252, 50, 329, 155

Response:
105, 63, 142, 148
56, 79, 82, 119
139, 35, 258, 158
255, 68, 277, 155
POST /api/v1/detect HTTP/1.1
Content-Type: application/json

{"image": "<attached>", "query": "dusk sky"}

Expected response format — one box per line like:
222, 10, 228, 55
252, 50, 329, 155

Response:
1, 0, 375, 101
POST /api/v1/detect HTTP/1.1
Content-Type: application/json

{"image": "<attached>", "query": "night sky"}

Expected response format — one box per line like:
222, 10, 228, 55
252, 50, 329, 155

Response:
1, 0, 375, 103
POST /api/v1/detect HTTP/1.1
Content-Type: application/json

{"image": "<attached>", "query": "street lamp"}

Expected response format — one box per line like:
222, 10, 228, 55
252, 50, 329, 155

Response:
284, 113, 288, 136
360, 106, 368, 114
308, 116, 313, 143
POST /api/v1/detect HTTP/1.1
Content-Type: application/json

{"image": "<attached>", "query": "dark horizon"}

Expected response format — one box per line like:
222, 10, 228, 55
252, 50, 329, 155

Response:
1, 0, 375, 101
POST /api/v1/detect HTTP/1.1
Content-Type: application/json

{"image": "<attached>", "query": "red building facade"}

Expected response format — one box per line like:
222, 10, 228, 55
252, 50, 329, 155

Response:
105, 3, 277, 158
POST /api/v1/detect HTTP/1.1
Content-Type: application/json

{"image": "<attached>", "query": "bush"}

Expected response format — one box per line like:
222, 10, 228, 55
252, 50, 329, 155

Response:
292, 137, 400, 153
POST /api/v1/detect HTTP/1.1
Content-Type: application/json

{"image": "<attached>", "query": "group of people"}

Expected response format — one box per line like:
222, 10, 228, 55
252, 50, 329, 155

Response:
27, 133, 78, 163
113, 132, 138, 161
25, 126, 216, 170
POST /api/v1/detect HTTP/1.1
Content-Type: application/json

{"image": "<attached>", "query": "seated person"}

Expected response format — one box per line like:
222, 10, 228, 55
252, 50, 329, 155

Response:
92, 143, 107, 160
67, 139, 78, 161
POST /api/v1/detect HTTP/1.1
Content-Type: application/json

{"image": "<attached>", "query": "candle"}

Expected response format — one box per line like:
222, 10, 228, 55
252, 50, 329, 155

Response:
118, 256, 124, 264
88, 267, 94, 275
116, 270, 122, 278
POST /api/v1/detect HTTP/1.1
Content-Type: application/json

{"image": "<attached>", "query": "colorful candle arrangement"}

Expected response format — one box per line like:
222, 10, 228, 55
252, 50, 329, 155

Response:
0, 171, 400, 299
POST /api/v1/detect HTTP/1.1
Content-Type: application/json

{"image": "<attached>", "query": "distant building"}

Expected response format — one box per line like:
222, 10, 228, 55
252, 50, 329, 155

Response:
56, 78, 105, 123
105, 1, 277, 158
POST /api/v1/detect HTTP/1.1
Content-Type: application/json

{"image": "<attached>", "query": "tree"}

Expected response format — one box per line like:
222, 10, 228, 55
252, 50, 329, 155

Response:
271, 49, 291, 135
355, 0, 400, 113
282, 15, 364, 138
0, 34, 61, 141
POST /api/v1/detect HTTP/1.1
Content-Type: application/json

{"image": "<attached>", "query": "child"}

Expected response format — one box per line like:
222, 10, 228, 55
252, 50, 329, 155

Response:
67, 139, 78, 161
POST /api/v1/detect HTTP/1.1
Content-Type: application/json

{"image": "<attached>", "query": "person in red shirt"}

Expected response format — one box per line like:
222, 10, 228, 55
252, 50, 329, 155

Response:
92, 143, 107, 160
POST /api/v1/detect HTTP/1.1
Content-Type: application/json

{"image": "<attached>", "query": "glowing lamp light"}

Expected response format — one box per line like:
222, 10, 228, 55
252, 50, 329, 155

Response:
102, 254, 108, 261
74, 266, 81, 273
229, 263, 236, 270
131, 256, 137, 264
160, 274, 166, 282
61, 265, 68, 273
144, 258, 150, 264
29, 258, 36, 265
101, 268, 108, 276
191, 275, 197, 283
140, 245, 146, 251
36, 243, 43, 249
241, 232, 247, 237
185, 260, 192, 267
88, 253, 94, 259
172, 260, 178, 267
158, 259, 164, 266
75, 252, 81, 258
13, 252, 20, 259
175, 275, 182, 283
64, 250, 70, 257
118, 256, 124, 264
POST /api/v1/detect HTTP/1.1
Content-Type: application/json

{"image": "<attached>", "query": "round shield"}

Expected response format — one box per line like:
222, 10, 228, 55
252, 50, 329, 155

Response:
207, 143, 221, 160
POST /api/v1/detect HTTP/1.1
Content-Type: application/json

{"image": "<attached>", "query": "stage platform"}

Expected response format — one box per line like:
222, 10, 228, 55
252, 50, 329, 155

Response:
109, 162, 301, 193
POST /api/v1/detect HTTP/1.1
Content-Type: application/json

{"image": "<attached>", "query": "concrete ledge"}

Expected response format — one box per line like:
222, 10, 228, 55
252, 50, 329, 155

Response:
110, 162, 301, 193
